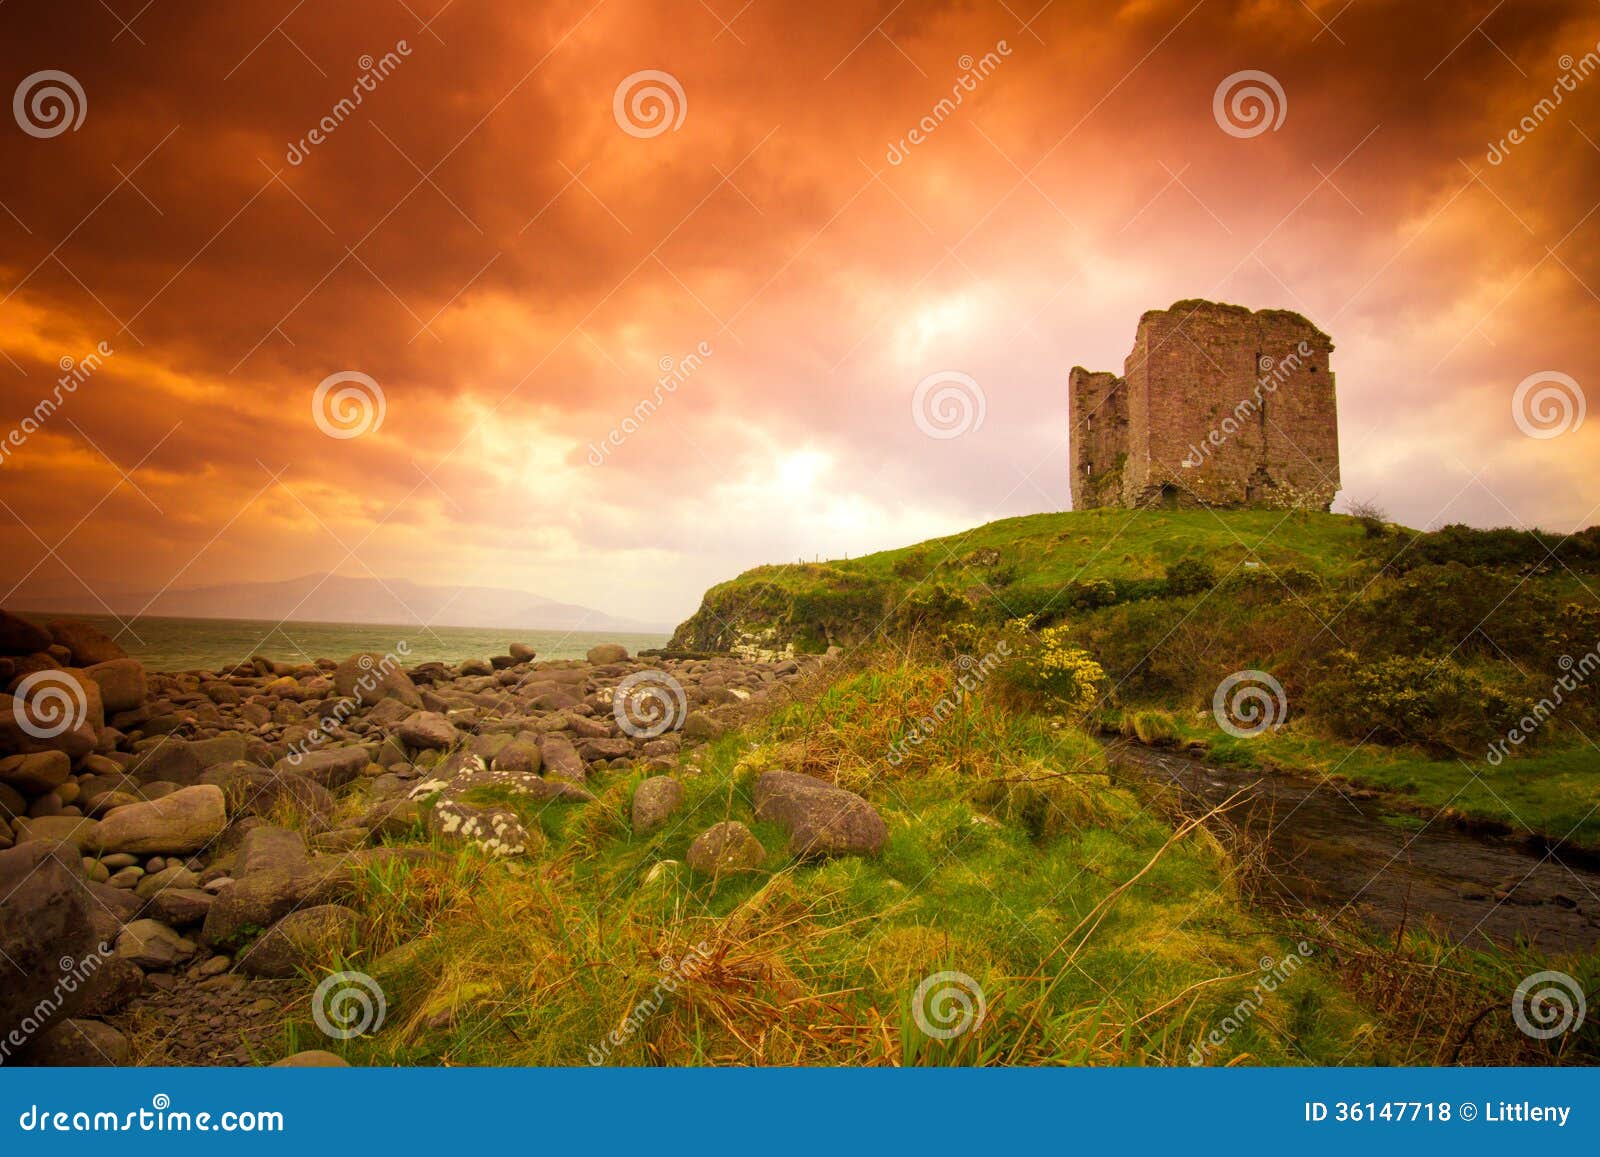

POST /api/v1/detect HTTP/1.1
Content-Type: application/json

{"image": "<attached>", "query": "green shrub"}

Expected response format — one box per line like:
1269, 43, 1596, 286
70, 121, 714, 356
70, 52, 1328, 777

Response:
1306, 653, 1530, 755
1165, 558, 1217, 596
997, 621, 1108, 716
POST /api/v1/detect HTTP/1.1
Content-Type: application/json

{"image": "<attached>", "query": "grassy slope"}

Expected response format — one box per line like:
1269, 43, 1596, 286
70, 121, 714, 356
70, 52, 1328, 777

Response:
673, 509, 1370, 651
272, 660, 1399, 1066
673, 508, 1600, 846
266, 657, 1596, 1067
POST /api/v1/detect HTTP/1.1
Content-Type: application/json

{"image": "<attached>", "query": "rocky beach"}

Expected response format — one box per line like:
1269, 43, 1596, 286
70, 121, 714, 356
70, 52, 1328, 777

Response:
0, 608, 848, 1066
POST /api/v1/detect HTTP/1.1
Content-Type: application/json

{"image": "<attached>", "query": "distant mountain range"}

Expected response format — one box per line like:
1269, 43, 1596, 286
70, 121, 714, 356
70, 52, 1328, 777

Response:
16, 573, 671, 634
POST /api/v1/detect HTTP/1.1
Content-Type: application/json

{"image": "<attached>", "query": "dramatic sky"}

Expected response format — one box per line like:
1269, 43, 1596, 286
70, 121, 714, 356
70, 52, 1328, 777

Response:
1, 0, 1597, 626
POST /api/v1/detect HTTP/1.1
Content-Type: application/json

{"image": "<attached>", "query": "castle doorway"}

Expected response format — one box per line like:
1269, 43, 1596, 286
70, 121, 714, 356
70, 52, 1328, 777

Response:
1159, 484, 1179, 509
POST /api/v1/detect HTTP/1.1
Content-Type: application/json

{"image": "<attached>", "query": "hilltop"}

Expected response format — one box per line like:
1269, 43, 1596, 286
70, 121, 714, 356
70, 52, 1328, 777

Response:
674, 508, 1600, 847
672, 508, 1377, 653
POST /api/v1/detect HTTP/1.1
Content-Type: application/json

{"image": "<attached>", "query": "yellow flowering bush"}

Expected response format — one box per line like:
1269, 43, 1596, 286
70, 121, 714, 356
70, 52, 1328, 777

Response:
1002, 620, 1108, 717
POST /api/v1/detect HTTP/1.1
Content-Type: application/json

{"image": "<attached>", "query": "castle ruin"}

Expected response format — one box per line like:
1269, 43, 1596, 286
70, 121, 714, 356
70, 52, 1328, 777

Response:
1069, 300, 1340, 511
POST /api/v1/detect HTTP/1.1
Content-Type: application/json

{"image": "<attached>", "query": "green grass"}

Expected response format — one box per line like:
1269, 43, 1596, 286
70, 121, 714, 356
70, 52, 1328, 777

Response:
1193, 724, 1600, 850
262, 654, 1600, 1068
671, 508, 1375, 651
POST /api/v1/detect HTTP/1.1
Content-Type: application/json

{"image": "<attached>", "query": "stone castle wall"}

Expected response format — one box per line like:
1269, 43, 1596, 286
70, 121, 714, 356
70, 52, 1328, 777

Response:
1068, 300, 1339, 511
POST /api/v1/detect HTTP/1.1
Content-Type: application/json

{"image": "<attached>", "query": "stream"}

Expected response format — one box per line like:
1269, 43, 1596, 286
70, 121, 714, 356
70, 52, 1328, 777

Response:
1110, 742, 1600, 954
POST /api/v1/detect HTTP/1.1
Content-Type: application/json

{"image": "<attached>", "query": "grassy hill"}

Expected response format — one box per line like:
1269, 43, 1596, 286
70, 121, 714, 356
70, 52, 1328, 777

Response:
671, 508, 1374, 653
673, 508, 1600, 846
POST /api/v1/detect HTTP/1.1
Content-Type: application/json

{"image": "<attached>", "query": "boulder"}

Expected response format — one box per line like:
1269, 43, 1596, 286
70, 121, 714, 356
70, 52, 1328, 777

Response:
202, 763, 334, 827
396, 711, 457, 751
187, 733, 248, 771
631, 776, 685, 835
276, 746, 368, 790
508, 642, 537, 662
359, 797, 421, 839
333, 653, 422, 708
82, 658, 146, 713
424, 798, 537, 857
490, 735, 542, 774
199, 861, 353, 948
128, 738, 204, 784
0, 750, 71, 795
15, 815, 100, 851
578, 737, 633, 762
686, 821, 765, 875
0, 693, 96, 760
586, 643, 629, 665
0, 610, 51, 656
236, 904, 359, 978
46, 618, 128, 666
78, 956, 144, 1017
144, 887, 215, 928
85, 785, 226, 856
537, 733, 586, 784
24, 1018, 130, 1066
752, 771, 887, 858
272, 1049, 349, 1067
681, 710, 725, 742
0, 780, 26, 822
134, 864, 200, 898
236, 826, 308, 877
115, 919, 196, 969
0, 841, 99, 1042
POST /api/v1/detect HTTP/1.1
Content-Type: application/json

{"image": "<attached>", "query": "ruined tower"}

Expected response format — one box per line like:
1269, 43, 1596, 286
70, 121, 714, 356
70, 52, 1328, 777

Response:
1068, 300, 1339, 511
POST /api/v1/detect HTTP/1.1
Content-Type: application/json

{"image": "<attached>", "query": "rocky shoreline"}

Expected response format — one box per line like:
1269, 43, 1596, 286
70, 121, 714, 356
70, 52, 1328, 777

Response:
0, 609, 837, 1066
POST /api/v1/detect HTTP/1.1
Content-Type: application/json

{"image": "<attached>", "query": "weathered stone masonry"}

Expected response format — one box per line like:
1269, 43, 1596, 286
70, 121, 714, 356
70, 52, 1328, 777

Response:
1068, 300, 1340, 511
